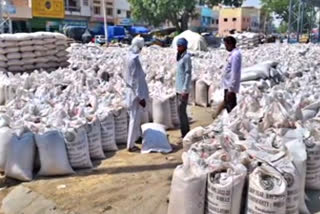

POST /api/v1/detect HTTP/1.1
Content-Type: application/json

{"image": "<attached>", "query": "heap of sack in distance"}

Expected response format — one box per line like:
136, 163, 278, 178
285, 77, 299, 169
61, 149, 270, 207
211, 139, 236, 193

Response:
0, 42, 313, 183
168, 44, 320, 214
0, 32, 69, 73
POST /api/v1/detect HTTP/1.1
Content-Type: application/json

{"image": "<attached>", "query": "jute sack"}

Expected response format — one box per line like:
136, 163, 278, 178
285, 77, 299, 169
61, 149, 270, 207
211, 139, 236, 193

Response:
246, 164, 287, 214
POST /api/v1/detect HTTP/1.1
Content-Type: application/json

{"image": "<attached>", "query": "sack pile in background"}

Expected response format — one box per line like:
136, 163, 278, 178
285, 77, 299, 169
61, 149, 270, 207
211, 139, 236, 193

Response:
0, 32, 69, 73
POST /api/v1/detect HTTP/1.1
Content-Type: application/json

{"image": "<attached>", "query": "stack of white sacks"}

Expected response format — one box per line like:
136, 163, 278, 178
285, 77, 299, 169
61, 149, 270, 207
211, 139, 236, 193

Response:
168, 44, 320, 214
233, 32, 260, 49
0, 32, 69, 73
0, 42, 317, 185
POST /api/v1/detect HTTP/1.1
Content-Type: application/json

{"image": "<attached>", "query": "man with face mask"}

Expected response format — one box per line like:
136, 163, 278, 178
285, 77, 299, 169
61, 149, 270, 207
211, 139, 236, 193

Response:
175, 38, 192, 138
125, 36, 149, 152
212, 36, 242, 119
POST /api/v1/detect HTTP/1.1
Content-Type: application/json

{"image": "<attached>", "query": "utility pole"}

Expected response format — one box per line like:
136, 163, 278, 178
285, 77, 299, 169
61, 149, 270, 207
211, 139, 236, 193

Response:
102, 0, 108, 44
0, 0, 3, 33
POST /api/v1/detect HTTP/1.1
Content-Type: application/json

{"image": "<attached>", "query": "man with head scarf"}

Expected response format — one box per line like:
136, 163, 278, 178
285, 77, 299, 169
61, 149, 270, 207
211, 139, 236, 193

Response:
125, 36, 149, 152
175, 38, 192, 138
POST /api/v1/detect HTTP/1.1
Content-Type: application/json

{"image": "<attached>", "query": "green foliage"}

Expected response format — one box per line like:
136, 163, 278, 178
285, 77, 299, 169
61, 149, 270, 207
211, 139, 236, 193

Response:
260, 0, 290, 22
128, 0, 243, 32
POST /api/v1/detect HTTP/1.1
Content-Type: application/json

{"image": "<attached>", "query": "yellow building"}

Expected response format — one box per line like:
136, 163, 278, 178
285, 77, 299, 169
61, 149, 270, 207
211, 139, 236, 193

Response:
218, 7, 261, 36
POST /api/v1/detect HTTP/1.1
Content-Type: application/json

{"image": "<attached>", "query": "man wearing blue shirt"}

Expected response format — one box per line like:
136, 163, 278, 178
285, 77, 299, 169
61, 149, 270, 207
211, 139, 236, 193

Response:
175, 38, 192, 138
212, 36, 242, 119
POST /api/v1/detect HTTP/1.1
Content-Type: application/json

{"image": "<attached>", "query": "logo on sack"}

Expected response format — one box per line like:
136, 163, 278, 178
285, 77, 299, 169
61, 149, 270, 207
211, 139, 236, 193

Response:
260, 175, 274, 191
65, 132, 75, 142
305, 139, 315, 148
283, 172, 294, 187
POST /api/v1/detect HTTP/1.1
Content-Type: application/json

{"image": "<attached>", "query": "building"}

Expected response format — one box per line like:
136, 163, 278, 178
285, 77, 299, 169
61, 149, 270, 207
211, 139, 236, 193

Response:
113, 0, 131, 26
189, 5, 218, 32
218, 6, 261, 36
64, 0, 91, 27
31, 0, 65, 32
90, 0, 115, 30
2, 0, 32, 32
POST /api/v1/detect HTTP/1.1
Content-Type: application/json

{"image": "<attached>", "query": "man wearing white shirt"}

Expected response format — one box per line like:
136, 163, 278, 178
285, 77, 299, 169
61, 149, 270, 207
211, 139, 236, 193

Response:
212, 36, 242, 119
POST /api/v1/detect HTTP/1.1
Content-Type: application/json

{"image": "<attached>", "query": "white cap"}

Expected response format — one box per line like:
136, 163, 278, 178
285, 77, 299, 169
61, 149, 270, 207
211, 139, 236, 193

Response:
130, 36, 145, 54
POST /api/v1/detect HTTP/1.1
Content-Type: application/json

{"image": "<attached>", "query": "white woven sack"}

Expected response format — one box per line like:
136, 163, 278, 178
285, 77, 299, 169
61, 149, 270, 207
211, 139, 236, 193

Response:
22, 58, 36, 64
0, 85, 5, 105
36, 57, 49, 63
19, 46, 34, 52
0, 41, 16, 48
18, 40, 34, 46
33, 45, 46, 51
22, 64, 35, 71
45, 44, 56, 50
5, 47, 19, 54
152, 97, 174, 129
6, 52, 21, 60
44, 38, 57, 43
8, 66, 23, 72
7, 60, 23, 66
0, 61, 7, 67
113, 108, 128, 144
47, 49, 58, 56
205, 164, 247, 214
99, 113, 118, 152
0, 124, 14, 172
5, 132, 35, 181
141, 123, 172, 154
21, 52, 36, 59
56, 50, 69, 57
63, 125, 93, 169
85, 117, 105, 159
283, 137, 309, 214
168, 153, 207, 214
0, 54, 7, 61
35, 130, 74, 176
183, 126, 206, 152
195, 79, 209, 107
32, 40, 45, 45
304, 133, 320, 190
246, 164, 287, 214
169, 95, 180, 126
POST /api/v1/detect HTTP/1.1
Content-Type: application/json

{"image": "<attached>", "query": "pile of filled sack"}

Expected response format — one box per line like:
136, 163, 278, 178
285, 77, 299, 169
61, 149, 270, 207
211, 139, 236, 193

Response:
233, 32, 260, 49
0, 42, 317, 184
0, 32, 69, 73
168, 44, 320, 214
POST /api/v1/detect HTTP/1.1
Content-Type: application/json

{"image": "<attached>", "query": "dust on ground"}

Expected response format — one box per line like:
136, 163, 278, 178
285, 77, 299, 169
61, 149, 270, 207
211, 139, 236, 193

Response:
0, 106, 213, 214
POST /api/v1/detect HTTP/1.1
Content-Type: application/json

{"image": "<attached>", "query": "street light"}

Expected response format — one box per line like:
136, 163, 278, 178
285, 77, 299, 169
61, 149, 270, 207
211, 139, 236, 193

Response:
102, 0, 108, 44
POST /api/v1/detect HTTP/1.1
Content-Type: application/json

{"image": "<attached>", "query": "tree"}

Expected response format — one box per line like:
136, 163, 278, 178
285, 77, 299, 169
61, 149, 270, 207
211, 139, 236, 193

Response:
128, 0, 244, 32
260, 0, 290, 22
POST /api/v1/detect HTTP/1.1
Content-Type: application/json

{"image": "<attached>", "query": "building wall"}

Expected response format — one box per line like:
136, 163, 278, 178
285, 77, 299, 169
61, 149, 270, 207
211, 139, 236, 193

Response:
218, 7, 260, 36
90, 0, 114, 24
4, 0, 32, 19
113, 0, 131, 25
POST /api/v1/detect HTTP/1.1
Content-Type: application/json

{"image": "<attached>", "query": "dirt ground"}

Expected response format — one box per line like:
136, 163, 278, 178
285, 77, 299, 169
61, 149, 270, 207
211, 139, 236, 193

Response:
0, 106, 213, 214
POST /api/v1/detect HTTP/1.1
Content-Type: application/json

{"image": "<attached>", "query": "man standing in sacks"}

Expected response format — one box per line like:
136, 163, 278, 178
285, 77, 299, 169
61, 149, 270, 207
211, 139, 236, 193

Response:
125, 36, 149, 152
176, 38, 192, 138
212, 36, 242, 119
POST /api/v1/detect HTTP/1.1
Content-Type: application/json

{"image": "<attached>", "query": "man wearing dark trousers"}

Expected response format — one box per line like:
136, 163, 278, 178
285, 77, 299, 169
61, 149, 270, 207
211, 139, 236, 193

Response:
175, 38, 192, 138
212, 36, 242, 119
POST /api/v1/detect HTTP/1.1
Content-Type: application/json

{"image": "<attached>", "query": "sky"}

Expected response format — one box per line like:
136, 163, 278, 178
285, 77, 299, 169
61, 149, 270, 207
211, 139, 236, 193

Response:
243, 0, 261, 7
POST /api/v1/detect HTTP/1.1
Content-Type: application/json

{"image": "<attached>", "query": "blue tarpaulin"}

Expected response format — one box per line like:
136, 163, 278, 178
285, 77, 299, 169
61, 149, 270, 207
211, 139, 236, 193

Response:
130, 26, 149, 34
